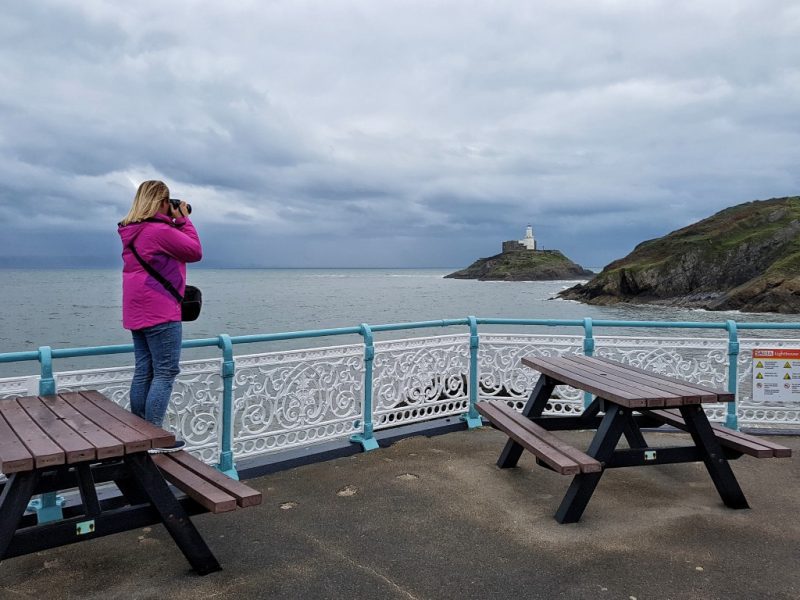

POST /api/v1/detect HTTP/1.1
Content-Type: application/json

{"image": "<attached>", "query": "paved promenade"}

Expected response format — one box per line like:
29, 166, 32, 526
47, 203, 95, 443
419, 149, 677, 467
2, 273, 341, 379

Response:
1, 428, 798, 600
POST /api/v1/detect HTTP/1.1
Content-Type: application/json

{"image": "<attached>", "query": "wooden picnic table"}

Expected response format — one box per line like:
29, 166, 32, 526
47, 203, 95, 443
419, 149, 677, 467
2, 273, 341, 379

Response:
0, 391, 221, 574
478, 355, 792, 523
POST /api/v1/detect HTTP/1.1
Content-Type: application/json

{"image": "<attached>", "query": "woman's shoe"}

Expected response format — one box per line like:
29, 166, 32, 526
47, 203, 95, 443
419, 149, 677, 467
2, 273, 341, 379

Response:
148, 440, 186, 454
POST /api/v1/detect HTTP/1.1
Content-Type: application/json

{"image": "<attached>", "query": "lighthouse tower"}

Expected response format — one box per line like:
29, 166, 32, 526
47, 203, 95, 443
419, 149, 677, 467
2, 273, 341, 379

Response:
519, 225, 537, 250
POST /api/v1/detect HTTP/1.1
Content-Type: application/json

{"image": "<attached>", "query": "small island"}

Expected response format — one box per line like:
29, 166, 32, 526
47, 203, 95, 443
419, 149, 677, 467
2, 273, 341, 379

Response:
445, 226, 595, 281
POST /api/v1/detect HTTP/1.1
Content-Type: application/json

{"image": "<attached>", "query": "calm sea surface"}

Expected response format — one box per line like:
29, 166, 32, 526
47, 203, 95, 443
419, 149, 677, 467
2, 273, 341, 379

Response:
2, 268, 798, 377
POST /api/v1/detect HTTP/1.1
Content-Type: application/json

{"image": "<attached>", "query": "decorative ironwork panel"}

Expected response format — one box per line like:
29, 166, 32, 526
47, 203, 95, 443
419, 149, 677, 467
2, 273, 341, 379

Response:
373, 334, 470, 429
232, 344, 363, 459
54, 359, 223, 464
478, 334, 585, 415
0, 375, 39, 399
738, 339, 800, 426
594, 336, 729, 422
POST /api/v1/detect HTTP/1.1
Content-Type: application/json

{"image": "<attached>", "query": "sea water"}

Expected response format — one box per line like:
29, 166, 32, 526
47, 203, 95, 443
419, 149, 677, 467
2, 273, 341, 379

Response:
1, 268, 797, 377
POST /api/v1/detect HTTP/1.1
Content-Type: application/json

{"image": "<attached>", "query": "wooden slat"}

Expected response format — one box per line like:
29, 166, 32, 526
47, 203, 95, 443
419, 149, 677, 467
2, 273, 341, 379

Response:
476, 400, 602, 472
59, 392, 151, 454
168, 451, 262, 508
587, 356, 731, 403
698, 416, 791, 458
0, 411, 35, 473
643, 409, 786, 458
39, 395, 124, 460
478, 402, 580, 474
505, 409, 602, 473
17, 396, 95, 463
523, 356, 651, 408
0, 398, 64, 468
646, 409, 770, 457
525, 356, 643, 402
80, 390, 175, 448
741, 435, 792, 458
480, 402, 580, 474
558, 355, 685, 407
151, 454, 238, 513
574, 356, 710, 404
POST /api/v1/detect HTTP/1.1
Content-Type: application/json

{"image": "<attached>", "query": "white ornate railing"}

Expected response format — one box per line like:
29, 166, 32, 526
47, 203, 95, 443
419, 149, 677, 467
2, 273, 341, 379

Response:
373, 334, 470, 429
0, 375, 38, 399
479, 334, 584, 413
231, 344, 363, 459
1, 329, 798, 474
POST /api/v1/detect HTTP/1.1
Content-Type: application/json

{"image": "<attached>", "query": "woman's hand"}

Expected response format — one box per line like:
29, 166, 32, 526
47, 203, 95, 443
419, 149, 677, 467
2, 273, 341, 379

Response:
171, 201, 190, 218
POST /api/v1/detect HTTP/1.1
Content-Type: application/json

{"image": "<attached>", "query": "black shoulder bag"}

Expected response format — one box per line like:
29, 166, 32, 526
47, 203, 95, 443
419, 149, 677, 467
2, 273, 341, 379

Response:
129, 245, 202, 321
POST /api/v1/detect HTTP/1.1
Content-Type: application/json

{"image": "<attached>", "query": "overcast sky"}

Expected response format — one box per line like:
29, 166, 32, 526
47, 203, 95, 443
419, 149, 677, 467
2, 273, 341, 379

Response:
1, 1, 799, 268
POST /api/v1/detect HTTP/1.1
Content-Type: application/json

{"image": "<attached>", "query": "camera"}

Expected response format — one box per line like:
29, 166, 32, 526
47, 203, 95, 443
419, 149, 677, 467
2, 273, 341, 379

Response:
169, 198, 192, 215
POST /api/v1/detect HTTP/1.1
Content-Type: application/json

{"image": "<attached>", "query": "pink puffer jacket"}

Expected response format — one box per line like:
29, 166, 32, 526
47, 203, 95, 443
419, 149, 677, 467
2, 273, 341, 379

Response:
118, 213, 202, 330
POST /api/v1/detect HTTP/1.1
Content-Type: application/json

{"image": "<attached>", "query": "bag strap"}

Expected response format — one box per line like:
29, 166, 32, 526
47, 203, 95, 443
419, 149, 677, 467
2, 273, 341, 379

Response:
129, 244, 184, 303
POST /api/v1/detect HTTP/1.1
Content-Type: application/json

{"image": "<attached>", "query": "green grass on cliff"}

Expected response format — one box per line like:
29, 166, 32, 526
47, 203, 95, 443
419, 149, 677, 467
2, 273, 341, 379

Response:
601, 196, 800, 276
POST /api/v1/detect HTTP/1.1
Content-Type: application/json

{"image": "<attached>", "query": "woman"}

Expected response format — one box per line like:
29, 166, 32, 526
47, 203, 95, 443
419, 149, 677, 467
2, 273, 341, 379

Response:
119, 180, 202, 452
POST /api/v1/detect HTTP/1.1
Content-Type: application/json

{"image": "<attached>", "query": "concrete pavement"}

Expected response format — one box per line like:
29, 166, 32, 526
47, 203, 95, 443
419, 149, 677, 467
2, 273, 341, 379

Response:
1, 428, 798, 600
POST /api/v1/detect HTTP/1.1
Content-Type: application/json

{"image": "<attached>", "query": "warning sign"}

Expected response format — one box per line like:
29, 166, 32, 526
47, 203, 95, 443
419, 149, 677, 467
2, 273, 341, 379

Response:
752, 349, 800, 403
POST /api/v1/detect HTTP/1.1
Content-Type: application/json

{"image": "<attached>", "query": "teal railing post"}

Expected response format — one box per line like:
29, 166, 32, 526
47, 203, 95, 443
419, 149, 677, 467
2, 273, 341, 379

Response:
461, 316, 482, 429
351, 323, 379, 451
582, 318, 595, 408
216, 334, 238, 479
725, 320, 740, 430
29, 346, 65, 522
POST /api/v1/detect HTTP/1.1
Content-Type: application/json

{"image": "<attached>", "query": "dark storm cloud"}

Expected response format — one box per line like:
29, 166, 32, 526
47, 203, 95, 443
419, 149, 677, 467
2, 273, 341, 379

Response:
1, 1, 799, 267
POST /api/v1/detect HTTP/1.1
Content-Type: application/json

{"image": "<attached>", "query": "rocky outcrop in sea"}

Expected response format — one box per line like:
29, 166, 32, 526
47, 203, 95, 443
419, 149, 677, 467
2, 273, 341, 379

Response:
445, 249, 594, 281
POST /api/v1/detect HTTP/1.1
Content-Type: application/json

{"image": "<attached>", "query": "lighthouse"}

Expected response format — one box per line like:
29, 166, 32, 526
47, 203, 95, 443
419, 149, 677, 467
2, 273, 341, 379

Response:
519, 225, 536, 250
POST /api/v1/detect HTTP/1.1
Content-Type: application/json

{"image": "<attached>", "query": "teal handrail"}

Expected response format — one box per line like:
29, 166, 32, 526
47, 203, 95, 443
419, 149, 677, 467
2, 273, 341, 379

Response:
725, 321, 740, 430
217, 334, 237, 478
582, 318, 595, 408
350, 324, 379, 451
463, 316, 482, 429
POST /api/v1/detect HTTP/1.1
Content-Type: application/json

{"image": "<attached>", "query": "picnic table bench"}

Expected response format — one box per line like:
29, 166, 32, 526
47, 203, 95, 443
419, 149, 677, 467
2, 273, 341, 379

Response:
0, 390, 262, 574
478, 355, 792, 523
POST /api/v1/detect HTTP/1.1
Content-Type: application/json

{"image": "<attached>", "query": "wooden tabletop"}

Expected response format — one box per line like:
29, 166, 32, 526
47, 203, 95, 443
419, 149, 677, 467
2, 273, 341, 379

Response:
522, 355, 734, 409
0, 390, 175, 475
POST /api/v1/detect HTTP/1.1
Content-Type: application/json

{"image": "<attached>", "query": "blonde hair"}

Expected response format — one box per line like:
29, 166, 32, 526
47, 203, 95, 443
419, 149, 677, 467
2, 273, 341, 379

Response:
120, 180, 170, 225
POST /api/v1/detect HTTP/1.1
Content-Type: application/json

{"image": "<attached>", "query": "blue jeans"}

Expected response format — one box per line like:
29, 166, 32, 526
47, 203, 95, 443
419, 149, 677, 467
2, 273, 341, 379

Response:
130, 321, 182, 428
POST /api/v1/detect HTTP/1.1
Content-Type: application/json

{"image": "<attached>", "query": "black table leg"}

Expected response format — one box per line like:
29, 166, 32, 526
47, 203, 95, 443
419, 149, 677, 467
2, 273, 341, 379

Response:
75, 463, 102, 517
0, 471, 40, 560
622, 411, 648, 449
555, 404, 626, 524
125, 453, 221, 575
113, 471, 149, 506
498, 375, 556, 468
678, 405, 749, 509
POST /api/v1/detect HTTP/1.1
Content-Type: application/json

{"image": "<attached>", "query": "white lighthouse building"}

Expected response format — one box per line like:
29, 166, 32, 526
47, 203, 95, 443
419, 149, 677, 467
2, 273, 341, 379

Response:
519, 225, 537, 250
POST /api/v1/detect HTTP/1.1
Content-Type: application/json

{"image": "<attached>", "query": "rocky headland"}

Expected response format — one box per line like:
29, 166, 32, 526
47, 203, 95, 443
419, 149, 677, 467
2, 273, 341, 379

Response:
559, 196, 800, 313
445, 248, 594, 281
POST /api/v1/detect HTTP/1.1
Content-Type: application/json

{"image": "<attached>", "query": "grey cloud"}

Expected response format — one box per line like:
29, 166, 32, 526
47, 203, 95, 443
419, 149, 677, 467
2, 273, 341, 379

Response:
1, 1, 799, 268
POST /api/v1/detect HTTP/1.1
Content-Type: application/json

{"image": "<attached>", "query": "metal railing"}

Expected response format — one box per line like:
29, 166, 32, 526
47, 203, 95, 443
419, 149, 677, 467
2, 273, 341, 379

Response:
2, 317, 800, 482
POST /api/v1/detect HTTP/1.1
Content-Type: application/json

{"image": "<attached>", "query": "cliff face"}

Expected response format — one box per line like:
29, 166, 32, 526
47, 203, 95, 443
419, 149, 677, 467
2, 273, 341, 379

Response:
559, 196, 800, 313
445, 249, 594, 281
